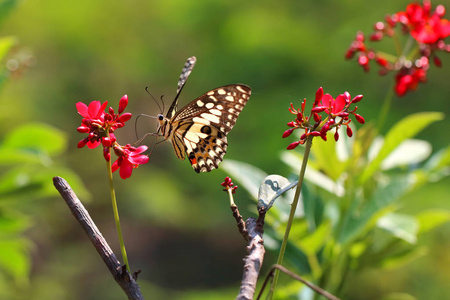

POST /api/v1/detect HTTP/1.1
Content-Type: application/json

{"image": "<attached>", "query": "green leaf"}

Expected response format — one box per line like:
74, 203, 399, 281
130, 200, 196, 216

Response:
0, 0, 18, 26
0, 238, 30, 286
381, 139, 431, 170
339, 175, 415, 244
221, 160, 268, 200
257, 174, 296, 212
298, 221, 332, 256
379, 246, 427, 270
424, 145, 450, 175
0, 210, 31, 234
2, 122, 68, 157
281, 151, 345, 197
0, 36, 17, 62
376, 213, 419, 244
416, 209, 450, 235
360, 112, 444, 183
0, 147, 49, 165
307, 132, 346, 180
379, 293, 417, 300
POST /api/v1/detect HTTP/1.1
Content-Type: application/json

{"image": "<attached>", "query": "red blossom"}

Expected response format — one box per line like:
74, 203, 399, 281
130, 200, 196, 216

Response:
395, 66, 428, 96
397, 1, 450, 44
76, 95, 148, 179
283, 87, 364, 148
346, 0, 450, 96
76, 95, 131, 150
221, 176, 238, 194
111, 145, 149, 179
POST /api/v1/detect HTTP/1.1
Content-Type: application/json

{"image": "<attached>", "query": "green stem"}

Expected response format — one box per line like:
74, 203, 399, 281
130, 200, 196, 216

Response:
106, 154, 131, 273
376, 80, 395, 134
268, 136, 313, 299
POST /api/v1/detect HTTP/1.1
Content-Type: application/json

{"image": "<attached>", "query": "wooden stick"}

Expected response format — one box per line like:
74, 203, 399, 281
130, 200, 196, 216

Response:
53, 176, 144, 300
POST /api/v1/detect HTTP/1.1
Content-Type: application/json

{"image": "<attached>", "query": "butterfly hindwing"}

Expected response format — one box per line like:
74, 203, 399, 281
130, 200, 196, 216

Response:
171, 84, 251, 172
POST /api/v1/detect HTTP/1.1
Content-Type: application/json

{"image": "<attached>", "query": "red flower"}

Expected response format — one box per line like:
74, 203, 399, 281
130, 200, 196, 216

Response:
283, 87, 364, 149
76, 95, 132, 150
76, 95, 147, 179
397, 0, 450, 44
221, 176, 238, 194
346, 0, 450, 96
395, 66, 428, 96
111, 145, 149, 179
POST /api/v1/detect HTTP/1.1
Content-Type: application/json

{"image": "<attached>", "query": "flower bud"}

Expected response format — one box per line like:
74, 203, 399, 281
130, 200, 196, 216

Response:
77, 126, 90, 133
282, 128, 295, 138
334, 131, 339, 141
354, 113, 365, 124
77, 138, 88, 148
287, 141, 301, 150
346, 126, 353, 137
118, 95, 128, 114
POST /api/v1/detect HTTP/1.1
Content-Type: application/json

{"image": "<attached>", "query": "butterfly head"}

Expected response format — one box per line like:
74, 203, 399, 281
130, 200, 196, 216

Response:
156, 113, 171, 138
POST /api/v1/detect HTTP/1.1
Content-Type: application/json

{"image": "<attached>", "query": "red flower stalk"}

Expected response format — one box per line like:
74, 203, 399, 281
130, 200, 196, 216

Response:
283, 87, 365, 150
346, 0, 450, 96
76, 95, 148, 179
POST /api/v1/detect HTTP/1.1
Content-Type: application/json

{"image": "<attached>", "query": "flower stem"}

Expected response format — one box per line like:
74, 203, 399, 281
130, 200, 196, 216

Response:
376, 80, 395, 133
268, 136, 313, 298
106, 156, 131, 273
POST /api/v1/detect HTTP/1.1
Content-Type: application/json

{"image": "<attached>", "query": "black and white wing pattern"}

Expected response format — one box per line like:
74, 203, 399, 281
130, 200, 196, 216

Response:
157, 57, 251, 173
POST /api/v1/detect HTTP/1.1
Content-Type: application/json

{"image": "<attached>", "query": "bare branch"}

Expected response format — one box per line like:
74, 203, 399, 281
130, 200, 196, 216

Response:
234, 206, 266, 300
256, 264, 341, 300
53, 176, 144, 300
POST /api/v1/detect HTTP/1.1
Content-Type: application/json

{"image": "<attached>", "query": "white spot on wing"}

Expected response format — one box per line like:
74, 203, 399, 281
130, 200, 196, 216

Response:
197, 100, 204, 107
210, 109, 222, 116
236, 85, 248, 94
200, 113, 220, 123
192, 117, 211, 125
184, 132, 199, 143
205, 103, 214, 109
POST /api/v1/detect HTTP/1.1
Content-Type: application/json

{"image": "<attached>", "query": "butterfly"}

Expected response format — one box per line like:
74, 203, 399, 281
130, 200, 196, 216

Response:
156, 56, 251, 173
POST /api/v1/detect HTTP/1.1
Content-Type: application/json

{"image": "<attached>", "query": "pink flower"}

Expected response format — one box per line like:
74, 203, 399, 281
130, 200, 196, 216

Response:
76, 95, 148, 179
76, 95, 131, 150
111, 145, 149, 179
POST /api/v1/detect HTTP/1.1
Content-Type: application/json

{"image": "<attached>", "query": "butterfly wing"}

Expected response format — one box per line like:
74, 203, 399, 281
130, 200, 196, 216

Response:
170, 84, 251, 173
166, 56, 197, 119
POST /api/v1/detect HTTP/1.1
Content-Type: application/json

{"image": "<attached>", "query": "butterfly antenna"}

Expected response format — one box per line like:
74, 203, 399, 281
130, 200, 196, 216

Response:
160, 95, 165, 113
145, 86, 164, 114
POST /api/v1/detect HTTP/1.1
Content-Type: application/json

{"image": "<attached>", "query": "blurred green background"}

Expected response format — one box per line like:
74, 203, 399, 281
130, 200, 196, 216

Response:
0, 0, 449, 299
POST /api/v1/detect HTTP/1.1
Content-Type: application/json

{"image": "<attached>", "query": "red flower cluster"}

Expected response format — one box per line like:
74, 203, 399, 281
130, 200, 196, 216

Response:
283, 87, 365, 150
76, 95, 149, 179
346, 0, 450, 96
221, 176, 238, 194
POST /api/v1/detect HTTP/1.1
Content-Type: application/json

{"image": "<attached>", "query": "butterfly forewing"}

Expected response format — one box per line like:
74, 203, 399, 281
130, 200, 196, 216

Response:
170, 84, 251, 173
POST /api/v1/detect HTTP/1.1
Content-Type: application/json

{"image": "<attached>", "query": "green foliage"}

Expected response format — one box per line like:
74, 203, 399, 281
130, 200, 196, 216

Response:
0, 123, 88, 294
223, 113, 450, 299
